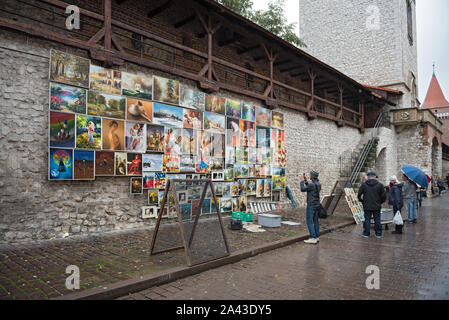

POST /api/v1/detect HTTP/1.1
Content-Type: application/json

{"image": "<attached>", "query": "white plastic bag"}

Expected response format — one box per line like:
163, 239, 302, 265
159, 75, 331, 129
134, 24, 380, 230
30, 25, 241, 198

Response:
393, 211, 403, 225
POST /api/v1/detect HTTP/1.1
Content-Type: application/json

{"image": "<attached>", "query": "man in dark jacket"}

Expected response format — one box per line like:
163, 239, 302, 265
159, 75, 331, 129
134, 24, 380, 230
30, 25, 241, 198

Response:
300, 170, 321, 244
358, 171, 387, 238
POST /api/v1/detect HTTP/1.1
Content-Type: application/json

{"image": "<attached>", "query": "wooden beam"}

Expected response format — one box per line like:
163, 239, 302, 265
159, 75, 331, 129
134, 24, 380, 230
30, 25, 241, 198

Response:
218, 33, 243, 47
280, 65, 302, 73
273, 59, 291, 67
147, 0, 173, 18
174, 15, 196, 29
237, 44, 260, 55
104, 0, 112, 51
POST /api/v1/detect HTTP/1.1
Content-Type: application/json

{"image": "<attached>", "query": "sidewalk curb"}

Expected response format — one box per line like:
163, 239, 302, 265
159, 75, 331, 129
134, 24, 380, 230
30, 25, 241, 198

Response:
53, 220, 355, 300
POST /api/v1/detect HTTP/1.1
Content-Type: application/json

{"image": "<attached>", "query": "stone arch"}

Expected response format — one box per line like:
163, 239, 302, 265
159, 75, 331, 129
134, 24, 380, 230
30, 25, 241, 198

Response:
375, 147, 387, 184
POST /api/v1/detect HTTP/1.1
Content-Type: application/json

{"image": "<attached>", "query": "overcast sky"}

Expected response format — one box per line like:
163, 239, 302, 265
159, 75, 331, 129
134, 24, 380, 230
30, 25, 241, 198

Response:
252, 0, 449, 102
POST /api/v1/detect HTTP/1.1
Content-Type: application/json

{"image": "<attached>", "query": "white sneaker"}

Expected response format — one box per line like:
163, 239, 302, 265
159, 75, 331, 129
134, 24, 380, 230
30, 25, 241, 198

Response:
316, 238, 319, 242
304, 238, 318, 244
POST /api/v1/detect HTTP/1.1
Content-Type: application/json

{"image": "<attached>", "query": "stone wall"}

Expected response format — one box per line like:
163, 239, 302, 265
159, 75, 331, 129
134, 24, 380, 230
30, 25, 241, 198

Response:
0, 28, 363, 243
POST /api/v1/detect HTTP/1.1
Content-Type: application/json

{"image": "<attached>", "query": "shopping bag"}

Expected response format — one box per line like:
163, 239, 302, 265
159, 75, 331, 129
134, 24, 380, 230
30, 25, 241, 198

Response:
393, 211, 403, 225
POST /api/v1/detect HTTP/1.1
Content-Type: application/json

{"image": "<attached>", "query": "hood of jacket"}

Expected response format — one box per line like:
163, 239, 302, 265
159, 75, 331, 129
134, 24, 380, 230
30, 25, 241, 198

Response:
366, 178, 379, 187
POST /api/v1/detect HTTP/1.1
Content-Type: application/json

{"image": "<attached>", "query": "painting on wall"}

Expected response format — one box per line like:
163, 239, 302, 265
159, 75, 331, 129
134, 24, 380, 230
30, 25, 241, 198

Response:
101, 118, 125, 151
225, 147, 235, 164
247, 179, 257, 196
264, 179, 272, 197
50, 82, 87, 114
95, 151, 114, 176
154, 172, 166, 189
89, 65, 121, 95
153, 76, 179, 105
205, 95, 226, 114
49, 111, 75, 148
272, 111, 284, 130
180, 155, 195, 172
142, 206, 158, 219
153, 102, 183, 128
125, 121, 146, 153
256, 127, 271, 148
125, 98, 153, 123
256, 106, 272, 127
163, 154, 180, 173
272, 175, 285, 190
226, 99, 241, 118
242, 103, 256, 122
180, 86, 205, 111
181, 203, 192, 221
204, 112, 225, 134
115, 152, 127, 176
220, 198, 232, 213
130, 177, 143, 194
49, 148, 73, 180
195, 157, 210, 173
146, 124, 164, 152
235, 147, 248, 164
75, 115, 102, 149
164, 127, 182, 155
198, 131, 212, 157
148, 189, 159, 205
73, 150, 95, 180
121, 72, 152, 100
239, 120, 256, 147
226, 118, 240, 147
182, 129, 197, 155
234, 164, 248, 178
87, 91, 125, 119
127, 153, 143, 176
142, 154, 163, 172
210, 157, 224, 171
256, 179, 265, 198
49, 50, 90, 88
232, 197, 239, 212
143, 172, 155, 189
211, 198, 220, 214
183, 109, 203, 130
224, 167, 234, 181
211, 134, 225, 158
201, 199, 211, 215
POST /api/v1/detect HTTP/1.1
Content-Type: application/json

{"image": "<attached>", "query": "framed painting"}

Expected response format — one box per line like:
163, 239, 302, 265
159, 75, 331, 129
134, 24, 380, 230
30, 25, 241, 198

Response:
264, 179, 272, 197
49, 82, 87, 114
230, 182, 239, 197
203, 112, 225, 134
225, 147, 235, 164
89, 65, 121, 95
73, 150, 95, 180
239, 196, 247, 212
232, 198, 239, 212
164, 127, 182, 156
226, 99, 241, 118
127, 153, 143, 176
130, 177, 143, 194
95, 151, 115, 176
147, 189, 159, 205
240, 120, 256, 147
114, 152, 127, 176
101, 118, 125, 151
183, 109, 203, 130
163, 154, 180, 173
242, 103, 256, 122
180, 155, 195, 172
153, 102, 183, 128
146, 124, 164, 152
201, 198, 211, 215
211, 133, 225, 158
226, 117, 240, 147
142, 206, 157, 219
209, 157, 224, 171
235, 147, 248, 164
122, 72, 152, 100
214, 182, 224, 196
246, 179, 257, 196
234, 164, 248, 178
198, 131, 212, 157
238, 179, 247, 196
256, 106, 272, 127
49, 111, 75, 148
154, 172, 166, 189
212, 171, 224, 181
211, 198, 220, 214
75, 114, 102, 149
220, 198, 232, 213
223, 167, 234, 181
143, 172, 155, 189
256, 179, 265, 198
182, 129, 198, 155
272, 111, 284, 130
177, 190, 188, 204
126, 98, 153, 123
125, 121, 146, 153
272, 175, 285, 190
49, 148, 73, 180
180, 86, 205, 111
248, 164, 256, 177
153, 76, 179, 105
205, 94, 226, 114
195, 157, 210, 173
256, 127, 271, 148
143, 154, 163, 172
180, 203, 192, 221
49, 50, 90, 88
87, 91, 125, 119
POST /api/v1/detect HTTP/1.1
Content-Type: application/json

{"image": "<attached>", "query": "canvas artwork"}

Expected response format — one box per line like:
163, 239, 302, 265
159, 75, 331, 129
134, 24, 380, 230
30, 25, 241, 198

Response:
167, 206, 177, 219
130, 177, 143, 194
203, 112, 225, 134
264, 179, 272, 197
164, 127, 182, 155
148, 189, 159, 205
238, 179, 247, 196
272, 175, 285, 190
242, 103, 256, 122
127, 153, 143, 176
126, 98, 153, 122
153, 102, 183, 127
183, 109, 203, 130
226, 99, 241, 118
226, 118, 240, 147
212, 171, 224, 181
220, 198, 232, 213
235, 147, 248, 164
234, 164, 249, 178
146, 124, 164, 152
177, 190, 188, 204
209, 157, 224, 171
188, 186, 202, 201
49, 50, 90, 88
180, 155, 195, 172
211, 198, 220, 214
214, 182, 224, 196
223, 167, 234, 181
75, 114, 102, 149
239, 196, 247, 212
49, 111, 75, 148
272, 190, 281, 202
87, 91, 125, 119
272, 111, 284, 130
272, 166, 286, 177
247, 179, 257, 196
256, 179, 265, 198
191, 200, 201, 217
257, 147, 272, 165
163, 154, 180, 173
101, 118, 125, 151
125, 121, 146, 153
256, 164, 270, 177
256, 106, 272, 127
50, 82, 87, 114
153, 76, 179, 105
205, 94, 226, 114
211, 134, 225, 158
95, 151, 114, 176
222, 183, 231, 197
195, 157, 210, 173
115, 152, 127, 176
248, 148, 257, 164
89, 65, 121, 95
73, 150, 95, 180
272, 129, 285, 151
201, 199, 211, 215
142, 206, 158, 219
240, 120, 256, 147
274, 148, 286, 168
232, 197, 239, 212
121, 72, 152, 100
180, 86, 205, 111
230, 182, 239, 197
143, 172, 155, 189
248, 164, 256, 177
256, 127, 271, 148
154, 172, 166, 189
225, 147, 235, 164
182, 129, 198, 155
142, 154, 163, 172
49, 148, 73, 180
198, 131, 212, 157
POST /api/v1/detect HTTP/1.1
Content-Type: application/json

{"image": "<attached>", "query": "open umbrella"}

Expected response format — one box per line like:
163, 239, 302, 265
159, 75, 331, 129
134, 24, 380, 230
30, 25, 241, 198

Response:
401, 165, 429, 188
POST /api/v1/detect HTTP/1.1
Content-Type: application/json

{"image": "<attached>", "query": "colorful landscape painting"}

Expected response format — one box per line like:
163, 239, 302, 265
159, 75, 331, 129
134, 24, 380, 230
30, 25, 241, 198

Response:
226, 99, 241, 118
143, 154, 163, 172
154, 172, 166, 189
49, 111, 75, 148
89, 65, 121, 95
127, 153, 143, 176
49, 50, 90, 88
272, 175, 285, 190
126, 98, 153, 122
242, 103, 256, 122
180, 155, 195, 172
101, 118, 125, 151
49, 148, 73, 180
122, 72, 152, 100
146, 124, 164, 152
256, 106, 272, 127
205, 95, 226, 114
183, 109, 202, 130
204, 112, 225, 134
125, 121, 146, 153
272, 111, 284, 130
264, 179, 272, 197
87, 91, 125, 119
247, 179, 257, 195
73, 150, 95, 180
239, 120, 256, 147
95, 151, 114, 176
115, 152, 127, 176
180, 86, 205, 111
153, 76, 179, 105
50, 82, 87, 114
153, 103, 183, 127
76, 115, 102, 149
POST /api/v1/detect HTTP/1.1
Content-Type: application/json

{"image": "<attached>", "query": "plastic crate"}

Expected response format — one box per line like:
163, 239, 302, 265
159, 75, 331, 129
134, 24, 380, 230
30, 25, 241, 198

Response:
232, 211, 253, 222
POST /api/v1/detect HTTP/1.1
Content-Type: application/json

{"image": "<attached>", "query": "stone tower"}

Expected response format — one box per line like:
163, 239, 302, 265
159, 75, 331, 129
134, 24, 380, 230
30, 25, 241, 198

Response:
299, 0, 418, 108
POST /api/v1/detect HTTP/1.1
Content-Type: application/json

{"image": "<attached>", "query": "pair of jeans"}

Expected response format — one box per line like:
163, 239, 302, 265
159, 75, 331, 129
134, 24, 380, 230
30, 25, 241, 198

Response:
406, 198, 417, 221
363, 210, 382, 237
306, 204, 320, 239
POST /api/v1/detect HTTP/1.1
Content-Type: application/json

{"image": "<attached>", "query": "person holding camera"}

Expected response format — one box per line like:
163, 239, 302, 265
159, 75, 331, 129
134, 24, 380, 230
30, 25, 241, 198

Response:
300, 170, 321, 244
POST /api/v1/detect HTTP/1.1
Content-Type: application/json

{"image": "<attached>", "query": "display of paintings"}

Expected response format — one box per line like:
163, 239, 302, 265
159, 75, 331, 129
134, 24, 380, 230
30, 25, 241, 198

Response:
177, 190, 188, 204
127, 153, 143, 176
198, 131, 212, 157
49, 148, 73, 180
163, 154, 180, 173
225, 147, 235, 164
230, 182, 239, 197
272, 111, 284, 130
203, 112, 226, 134
220, 198, 232, 213
76, 115, 102, 149
101, 118, 125, 151
49, 111, 75, 148
125, 98, 153, 122
125, 121, 146, 153
180, 203, 192, 221
153, 102, 183, 127
226, 118, 240, 147
180, 86, 205, 111
115, 152, 127, 176
239, 196, 247, 212
146, 124, 164, 152
235, 147, 248, 164
121, 72, 152, 100
205, 95, 226, 114
272, 176, 285, 190
264, 179, 272, 197
212, 171, 224, 181
154, 172, 166, 189
211, 134, 225, 158
256, 179, 265, 198
201, 199, 211, 215
240, 120, 256, 147
89, 65, 121, 95
147, 189, 159, 205
130, 177, 143, 194
183, 109, 202, 130
50, 50, 90, 88
142, 206, 158, 219
153, 76, 179, 105
256, 106, 272, 127
238, 179, 247, 196
195, 157, 210, 173
50, 83, 87, 114
87, 91, 125, 119
242, 103, 256, 122
247, 179, 257, 196
95, 151, 114, 176
143, 172, 155, 189
232, 197, 239, 212
164, 127, 182, 155
191, 200, 201, 217
73, 150, 95, 180
209, 157, 224, 171
226, 99, 241, 118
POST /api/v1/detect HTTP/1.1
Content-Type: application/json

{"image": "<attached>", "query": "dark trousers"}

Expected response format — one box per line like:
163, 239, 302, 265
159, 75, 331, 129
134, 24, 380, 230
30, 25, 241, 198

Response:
363, 210, 382, 237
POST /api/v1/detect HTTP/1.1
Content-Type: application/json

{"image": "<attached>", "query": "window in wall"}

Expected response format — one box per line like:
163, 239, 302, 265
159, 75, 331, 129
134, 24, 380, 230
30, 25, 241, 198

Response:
407, 0, 413, 45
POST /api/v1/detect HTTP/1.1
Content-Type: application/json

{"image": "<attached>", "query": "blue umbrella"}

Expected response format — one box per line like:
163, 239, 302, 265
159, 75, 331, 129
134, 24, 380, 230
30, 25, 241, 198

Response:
401, 165, 429, 188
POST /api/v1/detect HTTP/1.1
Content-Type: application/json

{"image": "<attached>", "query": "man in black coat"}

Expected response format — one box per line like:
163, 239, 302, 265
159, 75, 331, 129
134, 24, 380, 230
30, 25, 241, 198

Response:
358, 171, 387, 238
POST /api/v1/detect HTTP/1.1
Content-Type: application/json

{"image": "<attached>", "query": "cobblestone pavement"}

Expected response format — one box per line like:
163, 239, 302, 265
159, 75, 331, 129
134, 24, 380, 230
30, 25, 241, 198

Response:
120, 194, 449, 300
0, 204, 353, 300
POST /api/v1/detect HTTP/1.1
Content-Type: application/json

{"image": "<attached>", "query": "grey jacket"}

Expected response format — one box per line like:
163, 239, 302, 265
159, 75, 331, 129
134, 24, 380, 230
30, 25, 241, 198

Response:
403, 180, 417, 199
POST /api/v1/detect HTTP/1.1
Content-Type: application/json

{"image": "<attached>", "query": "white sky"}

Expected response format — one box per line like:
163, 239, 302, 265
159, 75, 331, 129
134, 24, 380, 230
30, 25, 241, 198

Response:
252, 0, 449, 102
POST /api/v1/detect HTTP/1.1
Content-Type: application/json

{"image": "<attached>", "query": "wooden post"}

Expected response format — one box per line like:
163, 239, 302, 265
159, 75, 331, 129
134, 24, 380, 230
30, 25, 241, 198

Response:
104, 0, 112, 51
337, 83, 345, 126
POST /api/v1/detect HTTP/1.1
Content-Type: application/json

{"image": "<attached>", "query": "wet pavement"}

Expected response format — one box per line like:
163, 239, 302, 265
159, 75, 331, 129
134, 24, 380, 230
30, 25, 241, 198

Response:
120, 194, 449, 300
